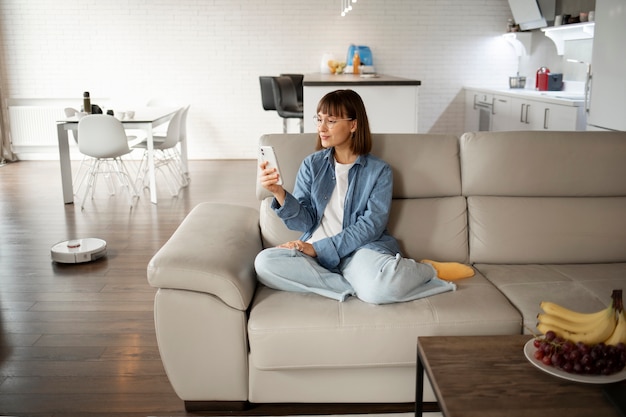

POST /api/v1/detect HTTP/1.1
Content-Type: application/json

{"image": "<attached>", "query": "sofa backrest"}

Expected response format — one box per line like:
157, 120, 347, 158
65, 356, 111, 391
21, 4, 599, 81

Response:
257, 133, 468, 263
460, 131, 626, 264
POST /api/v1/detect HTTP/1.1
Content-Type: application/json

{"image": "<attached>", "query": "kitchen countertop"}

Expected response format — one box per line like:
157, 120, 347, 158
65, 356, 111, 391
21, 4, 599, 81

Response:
465, 86, 586, 107
304, 73, 421, 86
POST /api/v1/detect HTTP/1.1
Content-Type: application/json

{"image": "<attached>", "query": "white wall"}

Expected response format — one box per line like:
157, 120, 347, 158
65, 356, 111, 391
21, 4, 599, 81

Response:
0, 0, 521, 159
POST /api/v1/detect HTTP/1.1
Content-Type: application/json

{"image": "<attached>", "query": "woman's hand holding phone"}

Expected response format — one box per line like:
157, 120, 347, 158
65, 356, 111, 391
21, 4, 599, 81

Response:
259, 146, 286, 205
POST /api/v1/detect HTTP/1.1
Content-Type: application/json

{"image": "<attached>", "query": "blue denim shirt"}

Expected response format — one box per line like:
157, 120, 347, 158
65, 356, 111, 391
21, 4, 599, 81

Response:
272, 147, 401, 270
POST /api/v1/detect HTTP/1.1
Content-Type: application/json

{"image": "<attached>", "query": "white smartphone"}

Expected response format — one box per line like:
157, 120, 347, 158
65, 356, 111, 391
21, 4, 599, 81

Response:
259, 146, 283, 185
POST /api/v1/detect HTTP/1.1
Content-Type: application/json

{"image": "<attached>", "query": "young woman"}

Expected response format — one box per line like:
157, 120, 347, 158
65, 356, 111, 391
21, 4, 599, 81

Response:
255, 89, 472, 304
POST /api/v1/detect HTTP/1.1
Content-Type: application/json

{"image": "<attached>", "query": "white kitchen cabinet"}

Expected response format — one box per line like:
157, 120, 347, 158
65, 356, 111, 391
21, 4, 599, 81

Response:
542, 102, 582, 130
509, 97, 582, 131
492, 95, 514, 131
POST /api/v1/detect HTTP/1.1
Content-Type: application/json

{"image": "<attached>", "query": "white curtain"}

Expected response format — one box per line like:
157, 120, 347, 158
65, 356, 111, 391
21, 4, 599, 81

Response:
0, 82, 16, 164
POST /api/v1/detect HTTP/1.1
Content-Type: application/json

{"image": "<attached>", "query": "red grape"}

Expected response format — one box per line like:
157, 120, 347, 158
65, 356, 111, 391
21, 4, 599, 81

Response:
532, 335, 626, 376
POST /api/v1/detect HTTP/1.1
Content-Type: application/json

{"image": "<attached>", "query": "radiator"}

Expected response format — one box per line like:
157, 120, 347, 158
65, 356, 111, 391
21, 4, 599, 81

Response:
7, 104, 79, 160
8, 105, 66, 147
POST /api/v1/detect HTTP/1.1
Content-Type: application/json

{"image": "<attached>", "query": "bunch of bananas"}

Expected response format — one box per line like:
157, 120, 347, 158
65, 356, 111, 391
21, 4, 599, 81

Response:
537, 289, 626, 346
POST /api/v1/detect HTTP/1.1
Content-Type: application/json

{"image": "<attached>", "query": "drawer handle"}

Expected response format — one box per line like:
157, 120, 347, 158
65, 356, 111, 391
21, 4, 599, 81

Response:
524, 104, 530, 124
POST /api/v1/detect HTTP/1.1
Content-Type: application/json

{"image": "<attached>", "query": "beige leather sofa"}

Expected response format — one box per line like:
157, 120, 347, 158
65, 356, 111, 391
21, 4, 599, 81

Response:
147, 131, 626, 411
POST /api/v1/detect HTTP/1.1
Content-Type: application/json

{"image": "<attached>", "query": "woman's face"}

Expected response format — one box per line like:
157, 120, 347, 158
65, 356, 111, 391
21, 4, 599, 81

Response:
316, 112, 356, 150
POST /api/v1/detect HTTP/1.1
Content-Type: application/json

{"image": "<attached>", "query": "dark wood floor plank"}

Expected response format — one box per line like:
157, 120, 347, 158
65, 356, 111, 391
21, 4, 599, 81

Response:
3, 311, 154, 322
2, 291, 155, 303
99, 346, 163, 361
33, 329, 158, 344
0, 375, 178, 394
0, 393, 183, 415
0, 358, 169, 377
28, 300, 155, 312
0, 333, 42, 347
2, 346, 106, 361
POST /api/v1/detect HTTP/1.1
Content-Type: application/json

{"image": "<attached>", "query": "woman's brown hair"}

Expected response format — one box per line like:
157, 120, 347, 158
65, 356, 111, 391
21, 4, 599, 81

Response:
315, 89, 372, 155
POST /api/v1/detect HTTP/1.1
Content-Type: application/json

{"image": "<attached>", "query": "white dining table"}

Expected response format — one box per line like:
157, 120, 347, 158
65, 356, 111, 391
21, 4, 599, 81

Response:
56, 107, 181, 205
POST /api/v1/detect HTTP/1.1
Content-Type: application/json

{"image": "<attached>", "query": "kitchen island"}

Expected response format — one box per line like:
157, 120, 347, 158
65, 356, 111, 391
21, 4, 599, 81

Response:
303, 74, 421, 133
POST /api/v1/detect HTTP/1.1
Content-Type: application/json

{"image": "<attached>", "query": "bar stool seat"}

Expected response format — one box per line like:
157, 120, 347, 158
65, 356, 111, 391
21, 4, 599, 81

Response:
271, 75, 303, 133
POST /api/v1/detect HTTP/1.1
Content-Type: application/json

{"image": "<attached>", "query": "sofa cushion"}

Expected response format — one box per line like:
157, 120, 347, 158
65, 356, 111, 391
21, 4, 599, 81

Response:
475, 263, 626, 334
468, 196, 626, 264
460, 131, 626, 197
388, 196, 468, 263
248, 277, 521, 371
370, 134, 461, 198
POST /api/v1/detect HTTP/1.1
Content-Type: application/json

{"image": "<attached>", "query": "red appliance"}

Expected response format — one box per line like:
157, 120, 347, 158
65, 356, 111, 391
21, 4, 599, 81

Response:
536, 67, 550, 91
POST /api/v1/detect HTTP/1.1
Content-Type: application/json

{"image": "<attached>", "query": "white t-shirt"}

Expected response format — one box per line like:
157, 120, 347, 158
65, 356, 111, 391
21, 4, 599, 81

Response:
308, 159, 354, 243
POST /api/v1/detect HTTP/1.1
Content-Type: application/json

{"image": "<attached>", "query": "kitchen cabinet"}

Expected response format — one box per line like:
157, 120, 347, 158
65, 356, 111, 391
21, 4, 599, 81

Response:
541, 102, 582, 130
492, 95, 514, 131
464, 88, 586, 132
509, 97, 581, 130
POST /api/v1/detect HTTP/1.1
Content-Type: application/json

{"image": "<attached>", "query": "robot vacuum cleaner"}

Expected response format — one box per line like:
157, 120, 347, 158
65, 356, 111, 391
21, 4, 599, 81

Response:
51, 238, 107, 264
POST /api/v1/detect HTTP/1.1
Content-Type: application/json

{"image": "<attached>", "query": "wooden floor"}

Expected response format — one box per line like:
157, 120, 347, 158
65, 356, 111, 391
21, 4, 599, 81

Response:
0, 159, 259, 417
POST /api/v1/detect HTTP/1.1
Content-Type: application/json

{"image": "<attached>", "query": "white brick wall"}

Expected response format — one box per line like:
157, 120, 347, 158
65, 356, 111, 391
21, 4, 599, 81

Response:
0, 0, 519, 159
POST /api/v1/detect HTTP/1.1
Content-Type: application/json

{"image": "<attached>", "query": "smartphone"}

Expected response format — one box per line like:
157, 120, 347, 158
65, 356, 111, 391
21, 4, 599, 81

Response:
259, 146, 283, 185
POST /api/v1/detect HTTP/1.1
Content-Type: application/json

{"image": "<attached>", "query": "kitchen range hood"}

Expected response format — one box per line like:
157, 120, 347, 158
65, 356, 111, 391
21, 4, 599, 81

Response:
508, 0, 555, 30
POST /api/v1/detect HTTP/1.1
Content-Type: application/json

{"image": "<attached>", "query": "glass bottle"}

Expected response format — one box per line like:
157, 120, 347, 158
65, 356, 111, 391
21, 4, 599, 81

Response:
353, 50, 360, 75
83, 92, 91, 114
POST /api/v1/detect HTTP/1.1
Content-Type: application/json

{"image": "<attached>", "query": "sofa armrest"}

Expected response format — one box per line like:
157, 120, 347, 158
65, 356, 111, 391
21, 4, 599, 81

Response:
148, 202, 262, 311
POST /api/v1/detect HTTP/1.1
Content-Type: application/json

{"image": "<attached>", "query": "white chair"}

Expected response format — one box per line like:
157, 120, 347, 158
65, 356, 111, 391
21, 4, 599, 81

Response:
173, 104, 190, 180
133, 106, 189, 196
146, 97, 176, 136
148, 102, 190, 178
77, 115, 139, 209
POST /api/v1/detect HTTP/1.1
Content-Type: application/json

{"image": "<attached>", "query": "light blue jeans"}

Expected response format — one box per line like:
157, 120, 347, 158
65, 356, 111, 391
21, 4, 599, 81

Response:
254, 247, 456, 304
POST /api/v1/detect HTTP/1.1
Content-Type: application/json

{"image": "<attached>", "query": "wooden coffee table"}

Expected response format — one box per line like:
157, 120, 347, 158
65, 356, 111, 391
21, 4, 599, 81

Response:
416, 335, 624, 417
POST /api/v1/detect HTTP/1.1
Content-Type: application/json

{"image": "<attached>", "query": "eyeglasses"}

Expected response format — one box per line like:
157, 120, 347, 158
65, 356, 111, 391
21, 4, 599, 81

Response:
313, 115, 354, 129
